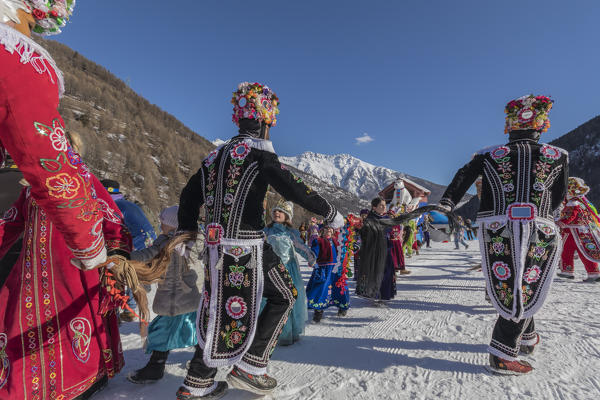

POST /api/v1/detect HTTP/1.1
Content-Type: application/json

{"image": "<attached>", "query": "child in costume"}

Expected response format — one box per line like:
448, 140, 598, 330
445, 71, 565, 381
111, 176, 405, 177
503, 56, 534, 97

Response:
307, 225, 349, 322
263, 201, 315, 345
127, 206, 201, 384
557, 177, 600, 282
439, 94, 568, 375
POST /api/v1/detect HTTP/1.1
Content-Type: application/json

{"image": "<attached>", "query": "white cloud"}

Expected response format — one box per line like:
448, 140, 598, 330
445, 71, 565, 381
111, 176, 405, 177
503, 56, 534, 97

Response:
355, 132, 374, 145
212, 138, 226, 146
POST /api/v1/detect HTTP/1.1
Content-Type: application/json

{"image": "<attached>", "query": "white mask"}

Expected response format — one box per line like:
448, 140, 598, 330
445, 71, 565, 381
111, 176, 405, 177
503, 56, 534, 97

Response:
0, 0, 29, 25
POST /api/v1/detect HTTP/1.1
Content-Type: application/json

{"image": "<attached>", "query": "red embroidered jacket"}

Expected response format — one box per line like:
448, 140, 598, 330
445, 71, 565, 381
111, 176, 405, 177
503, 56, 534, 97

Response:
0, 25, 107, 268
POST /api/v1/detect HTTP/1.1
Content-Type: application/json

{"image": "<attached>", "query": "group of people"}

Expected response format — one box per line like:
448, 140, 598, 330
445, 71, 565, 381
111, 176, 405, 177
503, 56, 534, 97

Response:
1, 3, 599, 400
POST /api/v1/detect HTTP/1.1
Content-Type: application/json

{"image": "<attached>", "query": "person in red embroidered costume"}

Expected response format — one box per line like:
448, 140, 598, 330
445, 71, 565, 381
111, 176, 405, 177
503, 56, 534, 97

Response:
557, 177, 600, 282
0, 3, 139, 398
439, 95, 568, 375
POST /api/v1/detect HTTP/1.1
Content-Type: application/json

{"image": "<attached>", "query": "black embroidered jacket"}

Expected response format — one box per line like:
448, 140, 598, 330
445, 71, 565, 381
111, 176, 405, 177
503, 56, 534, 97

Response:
178, 135, 337, 239
440, 133, 568, 220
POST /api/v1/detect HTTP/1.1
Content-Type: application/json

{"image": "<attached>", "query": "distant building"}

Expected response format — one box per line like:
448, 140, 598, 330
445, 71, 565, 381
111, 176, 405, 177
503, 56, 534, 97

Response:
378, 177, 431, 204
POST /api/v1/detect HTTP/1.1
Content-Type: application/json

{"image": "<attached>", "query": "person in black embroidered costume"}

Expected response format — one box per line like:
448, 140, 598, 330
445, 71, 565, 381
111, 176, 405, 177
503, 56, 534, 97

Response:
438, 94, 568, 375
175, 82, 343, 399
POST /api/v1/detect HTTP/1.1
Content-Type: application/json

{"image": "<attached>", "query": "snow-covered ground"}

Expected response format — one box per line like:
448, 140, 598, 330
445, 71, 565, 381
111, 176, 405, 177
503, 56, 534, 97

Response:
96, 241, 600, 400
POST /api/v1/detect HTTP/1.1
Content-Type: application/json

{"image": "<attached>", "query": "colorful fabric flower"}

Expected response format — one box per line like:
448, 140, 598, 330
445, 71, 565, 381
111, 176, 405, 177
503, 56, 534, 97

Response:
504, 94, 553, 134
231, 82, 280, 127
29, 0, 77, 36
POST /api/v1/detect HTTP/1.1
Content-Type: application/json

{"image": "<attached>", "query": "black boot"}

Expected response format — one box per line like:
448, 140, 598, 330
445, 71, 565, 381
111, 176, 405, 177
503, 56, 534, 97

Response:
227, 365, 277, 395
127, 350, 169, 384
176, 382, 228, 400
313, 310, 324, 323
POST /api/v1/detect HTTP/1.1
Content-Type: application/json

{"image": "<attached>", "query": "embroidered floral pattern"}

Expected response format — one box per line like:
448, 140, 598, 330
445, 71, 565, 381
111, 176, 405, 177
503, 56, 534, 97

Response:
1, 207, 17, 223
490, 147, 515, 203
492, 261, 511, 280
529, 240, 549, 262
225, 296, 247, 319
70, 317, 92, 363
524, 265, 542, 284
490, 146, 510, 160
230, 142, 251, 161
490, 237, 506, 256
522, 284, 534, 305
540, 144, 561, 160
226, 265, 247, 290
46, 172, 80, 199
204, 149, 219, 167
224, 193, 234, 205
220, 320, 247, 349
495, 282, 513, 307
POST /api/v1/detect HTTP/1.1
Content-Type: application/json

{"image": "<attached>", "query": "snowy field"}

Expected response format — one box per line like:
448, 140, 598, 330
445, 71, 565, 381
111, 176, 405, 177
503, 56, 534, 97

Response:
97, 240, 600, 400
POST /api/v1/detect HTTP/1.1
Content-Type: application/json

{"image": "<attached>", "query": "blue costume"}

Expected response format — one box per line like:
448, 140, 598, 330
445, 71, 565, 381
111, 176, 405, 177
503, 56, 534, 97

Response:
110, 193, 157, 251
307, 236, 350, 310
263, 223, 315, 345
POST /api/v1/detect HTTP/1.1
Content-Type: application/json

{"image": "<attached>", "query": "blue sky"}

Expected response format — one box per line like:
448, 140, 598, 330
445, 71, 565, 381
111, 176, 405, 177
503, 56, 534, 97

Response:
55, 0, 600, 187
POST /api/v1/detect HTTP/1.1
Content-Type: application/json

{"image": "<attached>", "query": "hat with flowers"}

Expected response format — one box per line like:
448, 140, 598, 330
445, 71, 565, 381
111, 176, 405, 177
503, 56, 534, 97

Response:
231, 82, 279, 127
567, 177, 590, 198
504, 94, 553, 134
24, 0, 76, 36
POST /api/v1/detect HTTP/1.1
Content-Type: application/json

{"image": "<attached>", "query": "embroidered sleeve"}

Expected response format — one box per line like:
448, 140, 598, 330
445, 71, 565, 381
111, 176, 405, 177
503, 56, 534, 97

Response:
91, 176, 132, 258
0, 189, 26, 260
262, 153, 336, 221
440, 153, 485, 210
178, 168, 206, 232
0, 103, 106, 268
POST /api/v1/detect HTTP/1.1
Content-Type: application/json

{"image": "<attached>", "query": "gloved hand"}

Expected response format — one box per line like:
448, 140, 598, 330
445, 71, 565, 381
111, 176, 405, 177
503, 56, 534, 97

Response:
330, 212, 345, 229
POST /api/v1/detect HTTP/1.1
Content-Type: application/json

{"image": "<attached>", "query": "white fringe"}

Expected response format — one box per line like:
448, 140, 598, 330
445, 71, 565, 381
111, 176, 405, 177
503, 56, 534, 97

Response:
0, 23, 64, 97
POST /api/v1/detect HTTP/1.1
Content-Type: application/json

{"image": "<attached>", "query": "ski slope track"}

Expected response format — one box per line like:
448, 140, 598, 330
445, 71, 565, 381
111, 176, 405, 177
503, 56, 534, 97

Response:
97, 241, 600, 399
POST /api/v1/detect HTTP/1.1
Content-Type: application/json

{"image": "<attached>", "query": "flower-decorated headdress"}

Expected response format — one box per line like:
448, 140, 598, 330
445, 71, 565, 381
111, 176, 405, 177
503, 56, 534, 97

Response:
231, 82, 279, 127
25, 0, 76, 35
504, 94, 553, 134
567, 177, 590, 198
272, 200, 293, 222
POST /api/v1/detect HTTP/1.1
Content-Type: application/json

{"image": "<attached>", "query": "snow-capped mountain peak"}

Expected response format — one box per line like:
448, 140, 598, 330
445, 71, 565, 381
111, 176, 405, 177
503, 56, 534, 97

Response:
279, 151, 424, 201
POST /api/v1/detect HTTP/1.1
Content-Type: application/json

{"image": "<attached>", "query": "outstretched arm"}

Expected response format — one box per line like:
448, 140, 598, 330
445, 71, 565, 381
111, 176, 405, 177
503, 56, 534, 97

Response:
439, 154, 485, 211
262, 153, 337, 224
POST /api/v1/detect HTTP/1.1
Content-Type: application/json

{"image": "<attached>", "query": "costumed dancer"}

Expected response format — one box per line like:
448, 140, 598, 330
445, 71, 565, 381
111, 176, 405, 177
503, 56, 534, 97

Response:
390, 224, 409, 274
453, 216, 469, 250
263, 201, 315, 344
128, 206, 201, 384
0, 3, 149, 398
174, 82, 343, 399
357, 198, 397, 304
352, 208, 369, 280
439, 94, 568, 374
307, 225, 349, 322
557, 177, 600, 282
